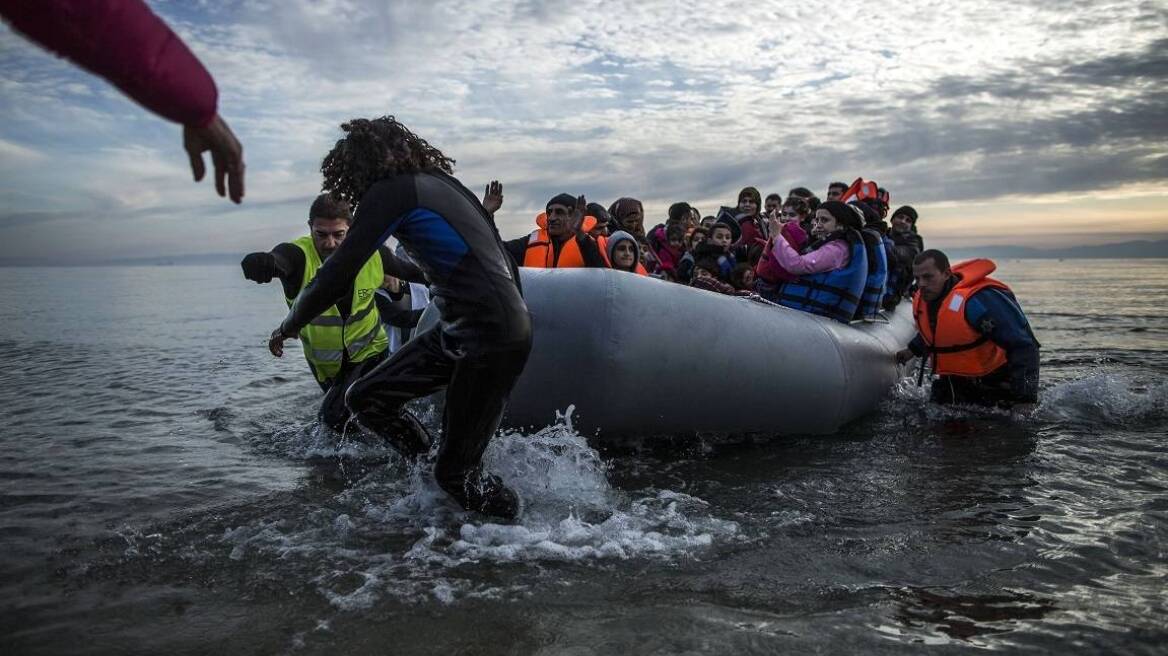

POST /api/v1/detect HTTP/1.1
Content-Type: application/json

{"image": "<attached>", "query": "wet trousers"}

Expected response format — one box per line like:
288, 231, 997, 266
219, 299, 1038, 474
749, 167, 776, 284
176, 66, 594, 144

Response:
343, 326, 531, 489
930, 365, 1017, 408
318, 351, 386, 431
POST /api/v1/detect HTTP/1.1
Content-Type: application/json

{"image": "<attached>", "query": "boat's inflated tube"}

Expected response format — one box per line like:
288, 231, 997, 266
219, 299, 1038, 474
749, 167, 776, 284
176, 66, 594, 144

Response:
416, 268, 917, 439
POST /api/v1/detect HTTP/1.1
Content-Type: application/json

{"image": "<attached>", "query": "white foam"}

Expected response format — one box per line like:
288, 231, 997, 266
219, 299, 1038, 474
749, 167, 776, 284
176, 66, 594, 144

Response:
218, 415, 740, 609
1038, 371, 1168, 425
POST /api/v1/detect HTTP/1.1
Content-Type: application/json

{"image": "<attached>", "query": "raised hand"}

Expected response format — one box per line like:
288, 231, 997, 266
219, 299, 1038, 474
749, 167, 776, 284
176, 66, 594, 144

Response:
482, 180, 503, 215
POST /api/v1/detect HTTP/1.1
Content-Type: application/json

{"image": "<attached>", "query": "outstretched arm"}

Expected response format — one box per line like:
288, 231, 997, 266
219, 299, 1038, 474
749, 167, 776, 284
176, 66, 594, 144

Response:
2, 0, 244, 202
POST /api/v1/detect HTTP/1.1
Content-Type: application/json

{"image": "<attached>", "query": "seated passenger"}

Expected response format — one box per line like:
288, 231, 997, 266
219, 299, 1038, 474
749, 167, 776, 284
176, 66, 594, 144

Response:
730, 263, 756, 291
609, 197, 646, 238
638, 237, 662, 276
654, 223, 687, 281
884, 205, 924, 309
707, 217, 740, 280
504, 193, 607, 268
676, 225, 709, 283
755, 197, 811, 291
606, 230, 649, 276
847, 201, 890, 321
733, 186, 767, 257
772, 201, 869, 322
690, 254, 746, 296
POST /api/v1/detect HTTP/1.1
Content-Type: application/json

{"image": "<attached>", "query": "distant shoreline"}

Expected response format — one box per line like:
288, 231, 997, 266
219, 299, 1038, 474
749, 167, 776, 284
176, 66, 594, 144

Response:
2, 238, 1165, 267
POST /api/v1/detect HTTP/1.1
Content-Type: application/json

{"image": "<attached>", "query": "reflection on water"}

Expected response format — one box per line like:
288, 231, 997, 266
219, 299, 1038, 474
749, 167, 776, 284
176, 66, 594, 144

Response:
886, 587, 1057, 644
1, 261, 1167, 654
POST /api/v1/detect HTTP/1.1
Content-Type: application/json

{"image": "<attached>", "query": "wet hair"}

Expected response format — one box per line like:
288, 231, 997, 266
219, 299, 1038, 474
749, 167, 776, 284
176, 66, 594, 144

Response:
665, 223, 685, 244
828, 181, 848, 193
308, 193, 352, 223
321, 116, 455, 208
914, 249, 950, 272
765, 192, 782, 203
788, 186, 813, 199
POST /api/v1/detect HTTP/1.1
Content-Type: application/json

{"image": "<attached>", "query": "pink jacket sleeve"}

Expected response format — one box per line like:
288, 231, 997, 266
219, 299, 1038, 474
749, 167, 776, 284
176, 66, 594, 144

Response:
1, 0, 218, 126
773, 236, 849, 275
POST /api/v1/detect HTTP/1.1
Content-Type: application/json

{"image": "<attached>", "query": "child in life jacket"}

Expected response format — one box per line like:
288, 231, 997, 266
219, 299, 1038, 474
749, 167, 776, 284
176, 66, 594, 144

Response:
754, 197, 811, 292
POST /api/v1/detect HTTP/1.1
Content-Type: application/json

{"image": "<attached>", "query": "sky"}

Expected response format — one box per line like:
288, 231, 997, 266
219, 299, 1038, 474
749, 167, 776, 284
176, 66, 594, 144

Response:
0, 0, 1166, 263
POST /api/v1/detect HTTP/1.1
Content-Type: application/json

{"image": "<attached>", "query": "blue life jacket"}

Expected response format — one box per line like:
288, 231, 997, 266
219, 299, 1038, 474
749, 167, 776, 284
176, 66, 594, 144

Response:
777, 231, 868, 323
857, 228, 889, 320
881, 234, 903, 307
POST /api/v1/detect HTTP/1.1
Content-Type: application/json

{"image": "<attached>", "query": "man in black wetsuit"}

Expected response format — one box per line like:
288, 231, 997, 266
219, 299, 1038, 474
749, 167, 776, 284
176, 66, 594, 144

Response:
241, 193, 427, 431
268, 116, 532, 519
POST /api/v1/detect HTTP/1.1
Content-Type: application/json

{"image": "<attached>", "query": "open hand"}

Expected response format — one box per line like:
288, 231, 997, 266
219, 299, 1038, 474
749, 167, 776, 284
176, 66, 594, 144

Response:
183, 114, 245, 204
482, 180, 503, 215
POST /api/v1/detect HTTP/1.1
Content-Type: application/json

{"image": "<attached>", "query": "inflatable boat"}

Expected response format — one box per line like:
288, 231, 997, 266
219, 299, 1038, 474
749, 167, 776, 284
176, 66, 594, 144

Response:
420, 268, 917, 438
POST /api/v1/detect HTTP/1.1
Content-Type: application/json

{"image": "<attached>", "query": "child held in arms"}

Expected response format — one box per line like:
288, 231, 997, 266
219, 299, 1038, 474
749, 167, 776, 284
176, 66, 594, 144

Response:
754, 197, 811, 295
691, 254, 748, 296
730, 263, 756, 292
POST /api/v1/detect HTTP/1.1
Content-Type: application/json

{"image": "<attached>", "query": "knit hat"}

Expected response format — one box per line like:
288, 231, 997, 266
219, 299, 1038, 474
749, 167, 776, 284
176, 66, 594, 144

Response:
546, 193, 576, 211
891, 205, 918, 224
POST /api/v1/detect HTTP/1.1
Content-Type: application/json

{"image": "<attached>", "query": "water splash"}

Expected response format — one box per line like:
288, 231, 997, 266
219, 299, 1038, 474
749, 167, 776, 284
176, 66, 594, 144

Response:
214, 416, 739, 610
1037, 372, 1168, 426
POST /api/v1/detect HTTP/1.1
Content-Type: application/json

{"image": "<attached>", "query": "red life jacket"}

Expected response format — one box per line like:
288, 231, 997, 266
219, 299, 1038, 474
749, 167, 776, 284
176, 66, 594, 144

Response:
912, 259, 1010, 377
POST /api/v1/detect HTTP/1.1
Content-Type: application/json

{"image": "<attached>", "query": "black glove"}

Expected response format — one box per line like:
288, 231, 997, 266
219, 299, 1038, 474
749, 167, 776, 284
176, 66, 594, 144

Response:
241, 252, 277, 283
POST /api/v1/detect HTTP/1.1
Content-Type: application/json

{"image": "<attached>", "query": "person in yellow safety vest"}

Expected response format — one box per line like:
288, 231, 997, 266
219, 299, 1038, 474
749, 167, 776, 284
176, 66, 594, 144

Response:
503, 193, 608, 268
240, 193, 427, 431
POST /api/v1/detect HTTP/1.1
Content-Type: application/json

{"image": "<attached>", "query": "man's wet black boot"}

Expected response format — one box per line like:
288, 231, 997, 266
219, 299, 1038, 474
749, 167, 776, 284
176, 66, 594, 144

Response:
438, 468, 519, 520
351, 411, 431, 461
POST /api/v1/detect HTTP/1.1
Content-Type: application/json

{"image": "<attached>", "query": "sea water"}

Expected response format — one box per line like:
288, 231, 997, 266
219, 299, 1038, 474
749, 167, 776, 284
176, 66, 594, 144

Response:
0, 260, 1165, 654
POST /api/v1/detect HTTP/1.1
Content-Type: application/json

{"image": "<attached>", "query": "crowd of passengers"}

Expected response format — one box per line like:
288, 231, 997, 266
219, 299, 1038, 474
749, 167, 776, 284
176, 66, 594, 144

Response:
486, 179, 925, 324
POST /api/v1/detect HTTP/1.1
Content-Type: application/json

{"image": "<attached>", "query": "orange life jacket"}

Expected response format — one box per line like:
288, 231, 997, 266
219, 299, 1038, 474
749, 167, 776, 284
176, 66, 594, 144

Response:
523, 212, 594, 268
912, 259, 1010, 377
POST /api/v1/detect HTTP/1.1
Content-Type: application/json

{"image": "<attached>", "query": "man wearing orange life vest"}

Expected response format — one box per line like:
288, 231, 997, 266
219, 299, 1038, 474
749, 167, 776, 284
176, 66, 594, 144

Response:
503, 193, 607, 268
896, 249, 1040, 413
